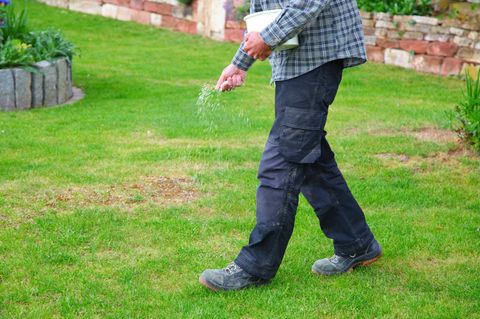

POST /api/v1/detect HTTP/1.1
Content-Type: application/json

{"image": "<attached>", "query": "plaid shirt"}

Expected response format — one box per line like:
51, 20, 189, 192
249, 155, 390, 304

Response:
232, 0, 367, 81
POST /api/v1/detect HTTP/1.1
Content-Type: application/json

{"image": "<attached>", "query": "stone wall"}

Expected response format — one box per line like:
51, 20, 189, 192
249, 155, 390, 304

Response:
362, 11, 480, 76
220, 3, 480, 77
38, 0, 227, 40
38, 0, 480, 77
0, 58, 73, 111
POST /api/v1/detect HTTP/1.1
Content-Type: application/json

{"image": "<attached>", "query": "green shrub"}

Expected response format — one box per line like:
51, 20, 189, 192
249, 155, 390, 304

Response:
26, 30, 76, 61
0, 4, 28, 43
176, 0, 193, 5
357, 0, 433, 16
235, 0, 250, 21
447, 69, 480, 153
231, 0, 434, 18
0, 38, 34, 69
0, 4, 76, 69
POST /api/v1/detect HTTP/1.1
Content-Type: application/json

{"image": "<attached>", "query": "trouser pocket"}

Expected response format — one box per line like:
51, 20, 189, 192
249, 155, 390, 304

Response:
279, 106, 327, 164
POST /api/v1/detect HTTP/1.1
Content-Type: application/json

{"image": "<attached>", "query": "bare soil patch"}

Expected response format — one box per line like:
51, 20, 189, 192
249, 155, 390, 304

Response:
375, 153, 410, 163
375, 144, 477, 171
359, 126, 460, 145
411, 127, 458, 144
40, 175, 198, 210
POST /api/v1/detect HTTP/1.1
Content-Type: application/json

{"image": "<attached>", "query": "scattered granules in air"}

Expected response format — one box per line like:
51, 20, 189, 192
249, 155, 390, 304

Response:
196, 84, 222, 115
196, 83, 252, 133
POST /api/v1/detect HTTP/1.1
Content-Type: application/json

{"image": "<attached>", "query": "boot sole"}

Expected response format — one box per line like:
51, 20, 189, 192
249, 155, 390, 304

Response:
199, 276, 271, 292
199, 276, 220, 292
312, 251, 383, 276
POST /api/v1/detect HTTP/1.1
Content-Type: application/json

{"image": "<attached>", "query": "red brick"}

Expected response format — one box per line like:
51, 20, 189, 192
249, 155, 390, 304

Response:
363, 27, 375, 36
102, 0, 115, 4
426, 42, 458, 57
224, 28, 244, 43
225, 20, 241, 29
399, 40, 429, 54
129, 0, 143, 10
103, 0, 129, 6
412, 55, 443, 74
192, 0, 198, 21
161, 15, 175, 28
144, 1, 172, 15
175, 19, 197, 34
366, 45, 385, 63
376, 38, 400, 49
132, 10, 150, 25
441, 57, 463, 76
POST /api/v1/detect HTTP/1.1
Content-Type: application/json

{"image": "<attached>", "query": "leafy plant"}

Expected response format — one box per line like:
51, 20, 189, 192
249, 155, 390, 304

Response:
0, 4, 76, 69
357, 0, 433, 16
176, 0, 193, 5
0, 4, 28, 44
447, 69, 480, 152
0, 38, 34, 69
235, 0, 250, 21
26, 30, 76, 61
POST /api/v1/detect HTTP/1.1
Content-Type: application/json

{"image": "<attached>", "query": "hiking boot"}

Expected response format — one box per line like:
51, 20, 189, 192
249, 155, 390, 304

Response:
312, 239, 382, 275
199, 262, 269, 291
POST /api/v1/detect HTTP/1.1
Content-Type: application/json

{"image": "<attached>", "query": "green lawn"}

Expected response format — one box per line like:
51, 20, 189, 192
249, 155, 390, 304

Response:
1, 1, 479, 318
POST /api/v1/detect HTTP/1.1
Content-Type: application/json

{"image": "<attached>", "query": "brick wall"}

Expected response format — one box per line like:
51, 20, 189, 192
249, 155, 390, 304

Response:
39, 0, 202, 35
222, 7, 480, 77
361, 11, 480, 76
39, 0, 480, 77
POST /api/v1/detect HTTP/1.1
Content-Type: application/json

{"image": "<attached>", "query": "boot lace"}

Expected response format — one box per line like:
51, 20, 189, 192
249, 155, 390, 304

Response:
329, 253, 356, 263
224, 262, 239, 275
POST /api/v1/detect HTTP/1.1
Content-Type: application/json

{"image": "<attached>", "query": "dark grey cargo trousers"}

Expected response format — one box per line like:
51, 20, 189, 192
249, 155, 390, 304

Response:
234, 59, 375, 280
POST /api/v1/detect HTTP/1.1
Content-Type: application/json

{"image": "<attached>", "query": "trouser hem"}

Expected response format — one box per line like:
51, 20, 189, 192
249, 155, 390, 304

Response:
333, 229, 375, 257
234, 255, 277, 280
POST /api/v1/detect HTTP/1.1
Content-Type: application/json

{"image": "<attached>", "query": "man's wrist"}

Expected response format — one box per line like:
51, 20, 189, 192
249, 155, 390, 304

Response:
232, 47, 255, 71
260, 24, 285, 51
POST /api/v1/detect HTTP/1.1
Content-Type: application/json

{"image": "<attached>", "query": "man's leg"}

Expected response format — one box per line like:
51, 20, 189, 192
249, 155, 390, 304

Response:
301, 136, 375, 258
199, 139, 307, 290
234, 139, 306, 280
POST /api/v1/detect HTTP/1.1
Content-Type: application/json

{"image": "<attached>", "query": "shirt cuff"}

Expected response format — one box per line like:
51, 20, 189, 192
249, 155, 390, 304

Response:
231, 46, 255, 71
260, 23, 286, 50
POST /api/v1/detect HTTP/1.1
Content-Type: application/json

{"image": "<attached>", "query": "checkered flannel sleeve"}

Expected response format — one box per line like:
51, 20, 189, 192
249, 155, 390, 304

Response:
231, 41, 256, 71
260, 0, 331, 50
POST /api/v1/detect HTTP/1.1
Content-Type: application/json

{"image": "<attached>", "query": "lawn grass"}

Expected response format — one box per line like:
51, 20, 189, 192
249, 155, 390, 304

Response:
0, 1, 479, 318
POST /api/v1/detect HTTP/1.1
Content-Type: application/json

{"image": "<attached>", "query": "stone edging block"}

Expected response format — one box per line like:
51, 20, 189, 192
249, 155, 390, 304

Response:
0, 58, 74, 111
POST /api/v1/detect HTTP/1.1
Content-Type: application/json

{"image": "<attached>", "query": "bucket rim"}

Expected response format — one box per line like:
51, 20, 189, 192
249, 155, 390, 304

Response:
244, 9, 282, 22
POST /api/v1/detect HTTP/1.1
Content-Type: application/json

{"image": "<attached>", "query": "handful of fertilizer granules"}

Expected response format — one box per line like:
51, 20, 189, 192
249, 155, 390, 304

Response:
196, 83, 251, 133
196, 84, 222, 115
196, 84, 223, 132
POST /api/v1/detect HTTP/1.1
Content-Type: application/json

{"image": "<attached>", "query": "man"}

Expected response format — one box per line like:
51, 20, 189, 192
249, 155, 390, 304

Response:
199, 0, 382, 291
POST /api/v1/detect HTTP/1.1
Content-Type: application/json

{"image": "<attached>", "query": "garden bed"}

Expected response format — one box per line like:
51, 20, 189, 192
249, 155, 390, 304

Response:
0, 58, 73, 111
0, 3, 77, 111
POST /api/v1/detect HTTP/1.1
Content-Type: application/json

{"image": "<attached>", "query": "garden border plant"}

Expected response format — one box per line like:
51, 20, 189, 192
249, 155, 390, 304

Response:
448, 69, 480, 153
357, 0, 433, 16
0, 2, 77, 111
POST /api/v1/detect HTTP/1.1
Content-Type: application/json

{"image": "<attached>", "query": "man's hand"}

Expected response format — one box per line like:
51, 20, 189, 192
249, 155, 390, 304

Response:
244, 32, 272, 61
216, 64, 247, 92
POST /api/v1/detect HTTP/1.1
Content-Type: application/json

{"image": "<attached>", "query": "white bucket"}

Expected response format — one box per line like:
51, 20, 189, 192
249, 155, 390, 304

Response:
244, 9, 299, 51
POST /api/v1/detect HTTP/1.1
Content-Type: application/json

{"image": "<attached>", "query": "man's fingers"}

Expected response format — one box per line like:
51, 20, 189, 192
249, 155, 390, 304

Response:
232, 75, 241, 87
216, 73, 226, 90
220, 81, 230, 91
